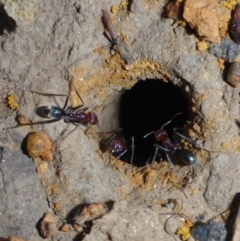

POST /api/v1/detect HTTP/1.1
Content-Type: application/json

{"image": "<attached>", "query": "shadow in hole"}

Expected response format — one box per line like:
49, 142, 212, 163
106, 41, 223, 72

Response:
36, 214, 45, 238
235, 119, 240, 130
118, 79, 191, 167
222, 62, 232, 86
73, 221, 93, 241
0, 3, 17, 35
225, 192, 240, 241
66, 203, 85, 224
21, 134, 29, 157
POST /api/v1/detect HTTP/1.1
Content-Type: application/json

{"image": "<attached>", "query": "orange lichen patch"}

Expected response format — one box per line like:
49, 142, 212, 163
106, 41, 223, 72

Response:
54, 202, 61, 211
59, 223, 72, 232
218, 58, 225, 70
37, 162, 48, 174
39, 212, 58, 238
48, 182, 59, 195
221, 141, 231, 150
161, 169, 178, 185
126, 166, 158, 189
70, 56, 178, 103
183, 0, 221, 43
26, 132, 53, 161
176, 220, 194, 241
5, 94, 19, 110
93, 47, 106, 55
9, 237, 27, 241
142, 168, 157, 189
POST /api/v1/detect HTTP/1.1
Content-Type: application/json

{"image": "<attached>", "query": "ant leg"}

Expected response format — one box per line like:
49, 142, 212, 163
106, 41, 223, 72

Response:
125, 136, 135, 165
99, 128, 124, 146
71, 84, 84, 106
55, 125, 79, 144
166, 154, 177, 174
98, 128, 123, 138
66, 105, 84, 112
4, 118, 62, 130
116, 149, 128, 160
151, 146, 159, 164
130, 136, 134, 165
153, 144, 177, 172
30, 91, 69, 110
173, 128, 197, 147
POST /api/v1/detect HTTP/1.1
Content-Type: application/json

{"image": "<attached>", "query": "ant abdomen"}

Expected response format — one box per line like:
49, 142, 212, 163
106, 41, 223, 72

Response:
36, 106, 65, 118
175, 149, 197, 165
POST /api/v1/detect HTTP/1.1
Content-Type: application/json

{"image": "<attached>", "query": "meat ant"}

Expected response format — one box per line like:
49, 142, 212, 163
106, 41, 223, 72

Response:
4, 85, 98, 130
99, 128, 134, 164
144, 113, 197, 171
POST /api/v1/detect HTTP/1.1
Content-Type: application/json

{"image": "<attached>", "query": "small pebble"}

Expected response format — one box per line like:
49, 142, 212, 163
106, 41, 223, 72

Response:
26, 132, 53, 161
191, 220, 227, 241
39, 212, 58, 238
209, 37, 240, 63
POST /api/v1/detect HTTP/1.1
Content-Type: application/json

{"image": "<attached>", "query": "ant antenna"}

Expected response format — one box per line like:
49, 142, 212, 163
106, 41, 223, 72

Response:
144, 112, 182, 138
143, 131, 155, 138
160, 112, 182, 130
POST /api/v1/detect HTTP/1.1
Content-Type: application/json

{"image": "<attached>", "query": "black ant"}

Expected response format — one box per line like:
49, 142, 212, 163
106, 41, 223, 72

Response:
99, 128, 134, 164
144, 113, 197, 170
4, 85, 98, 130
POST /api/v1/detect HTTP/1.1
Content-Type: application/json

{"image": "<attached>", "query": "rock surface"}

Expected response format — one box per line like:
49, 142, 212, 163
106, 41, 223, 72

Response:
0, 0, 239, 241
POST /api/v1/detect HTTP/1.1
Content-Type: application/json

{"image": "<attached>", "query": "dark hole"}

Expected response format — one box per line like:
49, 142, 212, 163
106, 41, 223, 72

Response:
118, 79, 190, 167
0, 3, 17, 35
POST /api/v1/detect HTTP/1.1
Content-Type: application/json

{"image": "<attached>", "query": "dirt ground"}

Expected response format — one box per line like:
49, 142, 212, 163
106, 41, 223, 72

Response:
0, 0, 239, 240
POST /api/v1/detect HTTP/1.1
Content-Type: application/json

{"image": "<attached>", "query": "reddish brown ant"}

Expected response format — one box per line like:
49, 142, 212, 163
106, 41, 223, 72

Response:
4, 85, 98, 130
99, 128, 134, 164
144, 113, 197, 170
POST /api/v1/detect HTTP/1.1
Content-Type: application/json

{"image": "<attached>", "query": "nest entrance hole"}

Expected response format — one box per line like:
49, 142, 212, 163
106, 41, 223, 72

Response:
101, 79, 192, 167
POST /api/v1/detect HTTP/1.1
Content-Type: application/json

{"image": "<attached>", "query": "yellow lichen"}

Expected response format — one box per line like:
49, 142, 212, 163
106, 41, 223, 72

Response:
111, 5, 119, 14
120, 0, 128, 9
177, 20, 187, 27
220, 0, 240, 10
176, 220, 194, 241
5, 94, 19, 110
196, 40, 209, 51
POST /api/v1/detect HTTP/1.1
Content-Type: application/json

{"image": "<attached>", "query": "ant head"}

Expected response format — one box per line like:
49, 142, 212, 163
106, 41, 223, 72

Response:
109, 136, 126, 154
87, 112, 98, 125
160, 112, 182, 130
